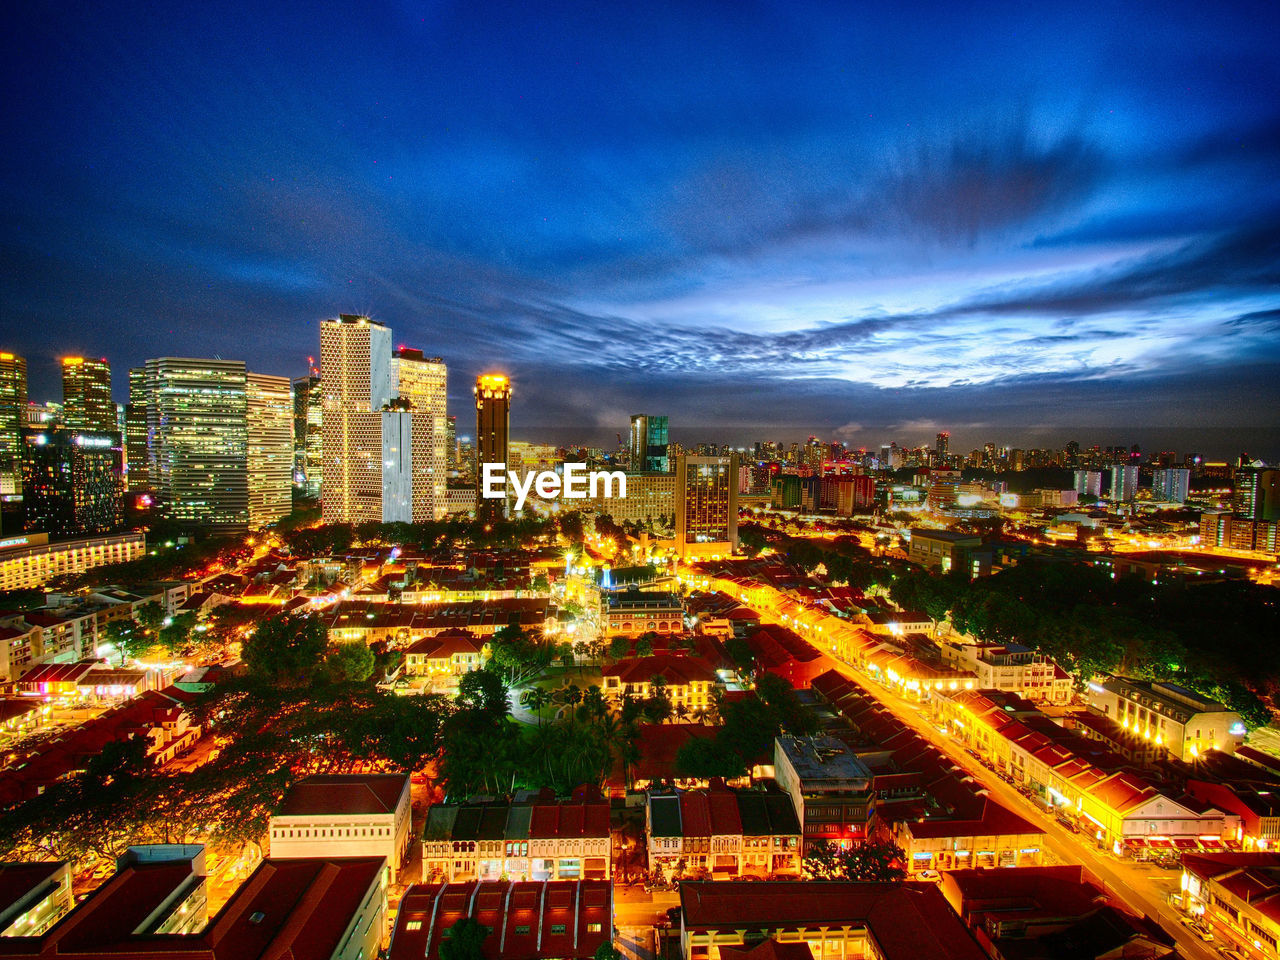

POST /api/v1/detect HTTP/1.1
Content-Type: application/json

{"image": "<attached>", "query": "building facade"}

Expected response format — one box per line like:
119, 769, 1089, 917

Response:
145, 357, 249, 527
389, 348, 448, 522
20, 428, 123, 536
475, 373, 511, 522
773, 735, 874, 848
0, 531, 145, 593
630, 414, 670, 473
60, 357, 116, 434
246, 372, 293, 529
268, 773, 413, 875
676, 454, 739, 558
321, 315, 393, 524
0, 351, 28, 496
291, 373, 323, 499
1087, 676, 1245, 761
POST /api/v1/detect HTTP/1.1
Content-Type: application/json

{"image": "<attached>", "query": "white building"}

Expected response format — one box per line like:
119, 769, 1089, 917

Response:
1086, 677, 1245, 762
268, 773, 413, 875
246, 372, 294, 529
938, 641, 1073, 705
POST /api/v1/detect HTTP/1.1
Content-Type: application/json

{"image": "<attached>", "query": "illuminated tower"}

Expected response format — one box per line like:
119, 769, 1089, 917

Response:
125, 366, 150, 494
675, 453, 739, 558
474, 373, 511, 521
61, 357, 116, 434
935, 431, 950, 465
246, 372, 294, 529
320, 315, 392, 524
291, 372, 323, 499
145, 357, 249, 528
388, 348, 447, 522
20, 426, 123, 536
629, 414, 670, 473
0, 351, 28, 496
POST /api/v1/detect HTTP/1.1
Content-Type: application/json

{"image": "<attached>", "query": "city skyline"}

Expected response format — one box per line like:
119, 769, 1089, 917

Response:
2, 1, 1279, 454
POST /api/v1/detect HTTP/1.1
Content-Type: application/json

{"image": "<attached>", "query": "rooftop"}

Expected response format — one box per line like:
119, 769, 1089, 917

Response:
275, 773, 409, 817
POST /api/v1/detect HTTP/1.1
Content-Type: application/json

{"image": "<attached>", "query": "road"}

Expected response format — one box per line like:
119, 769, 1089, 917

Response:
834, 663, 1218, 960
694, 565, 1223, 960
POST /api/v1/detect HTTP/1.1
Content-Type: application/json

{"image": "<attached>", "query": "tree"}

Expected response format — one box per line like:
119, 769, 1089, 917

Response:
635, 637, 654, 658
521, 687, 553, 726
240, 614, 328, 686
608, 636, 630, 660
802, 838, 906, 881
458, 670, 511, 719
441, 917, 491, 960
488, 627, 554, 687
325, 641, 375, 683
595, 943, 622, 960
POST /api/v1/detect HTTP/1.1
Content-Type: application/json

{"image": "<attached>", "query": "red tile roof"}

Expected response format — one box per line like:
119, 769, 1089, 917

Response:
390, 880, 612, 960
679, 881, 986, 960
275, 773, 409, 817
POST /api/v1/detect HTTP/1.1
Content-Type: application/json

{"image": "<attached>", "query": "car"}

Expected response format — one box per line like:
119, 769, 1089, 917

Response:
1218, 948, 1245, 960
916, 870, 941, 881
1178, 915, 1197, 926
1195, 927, 1214, 941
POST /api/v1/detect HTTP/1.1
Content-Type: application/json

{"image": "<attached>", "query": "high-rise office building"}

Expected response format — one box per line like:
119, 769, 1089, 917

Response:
675, 453, 738, 558
60, 357, 116, 434
629, 414, 670, 473
446, 415, 457, 473
145, 358, 249, 528
246, 372, 294, 529
20, 427, 123, 537
389, 348, 447, 522
1112, 464, 1141, 502
475, 373, 511, 521
320, 315, 392, 525
935, 431, 950, 464
1233, 466, 1280, 522
1151, 467, 1190, 504
0, 351, 28, 496
124, 367, 150, 495
291, 374, 323, 499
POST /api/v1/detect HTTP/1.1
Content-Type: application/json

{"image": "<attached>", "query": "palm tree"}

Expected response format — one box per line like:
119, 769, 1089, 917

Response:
521, 687, 552, 727
582, 685, 607, 723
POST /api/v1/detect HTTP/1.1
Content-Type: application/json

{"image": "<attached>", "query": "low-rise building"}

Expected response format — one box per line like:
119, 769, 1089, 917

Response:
1181, 853, 1280, 958
268, 772, 413, 875
389, 880, 613, 960
0, 861, 74, 937
0, 532, 145, 593
773, 735, 874, 848
602, 655, 719, 716
1086, 676, 1245, 761
646, 787, 802, 878
403, 629, 491, 677
677, 880, 987, 960
907, 529, 983, 574
938, 640, 1073, 705
604, 590, 684, 637
422, 798, 611, 883
940, 865, 1174, 960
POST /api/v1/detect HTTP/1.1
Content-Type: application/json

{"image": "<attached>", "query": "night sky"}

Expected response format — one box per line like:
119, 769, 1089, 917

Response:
2, 0, 1278, 456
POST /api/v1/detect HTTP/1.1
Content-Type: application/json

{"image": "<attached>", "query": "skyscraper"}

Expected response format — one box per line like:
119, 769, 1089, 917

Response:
675, 453, 738, 558
20, 427, 123, 536
291, 374, 323, 499
1073, 470, 1102, 498
1152, 467, 1190, 504
1112, 464, 1141, 502
0, 351, 29, 496
389, 348, 447, 522
246, 372, 294, 529
60, 357, 116, 434
1234, 466, 1280, 521
629, 414, 670, 473
125, 366, 150, 495
320, 315, 392, 525
145, 358, 249, 528
935, 431, 950, 464
474, 373, 511, 521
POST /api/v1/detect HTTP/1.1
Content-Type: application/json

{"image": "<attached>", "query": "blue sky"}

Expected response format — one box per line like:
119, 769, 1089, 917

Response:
1, 0, 1278, 455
